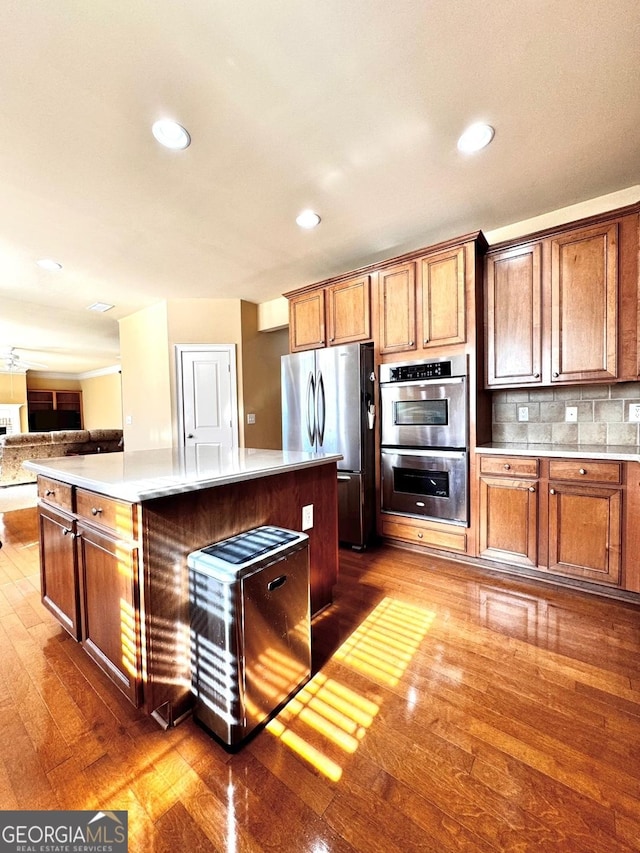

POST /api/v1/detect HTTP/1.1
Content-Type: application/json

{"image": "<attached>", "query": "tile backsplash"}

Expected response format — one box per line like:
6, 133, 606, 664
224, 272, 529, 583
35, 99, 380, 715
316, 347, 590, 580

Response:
492, 383, 640, 445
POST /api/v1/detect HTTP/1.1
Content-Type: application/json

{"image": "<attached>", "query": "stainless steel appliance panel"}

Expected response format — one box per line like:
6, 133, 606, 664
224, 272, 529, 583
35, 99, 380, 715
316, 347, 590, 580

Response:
316, 344, 365, 471
188, 527, 311, 747
281, 349, 317, 454
380, 376, 467, 449
381, 448, 468, 525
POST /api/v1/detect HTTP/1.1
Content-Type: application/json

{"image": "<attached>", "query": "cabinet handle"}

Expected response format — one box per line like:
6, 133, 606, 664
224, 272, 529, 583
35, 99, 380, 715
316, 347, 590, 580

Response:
91, 507, 103, 516
45, 489, 54, 497
549, 488, 556, 494
503, 463, 511, 470
579, 468, 586, 475
528, 486, 536, 492
62, 527, 76, 539
553, 372, 559, 377
417, 532, 423, 539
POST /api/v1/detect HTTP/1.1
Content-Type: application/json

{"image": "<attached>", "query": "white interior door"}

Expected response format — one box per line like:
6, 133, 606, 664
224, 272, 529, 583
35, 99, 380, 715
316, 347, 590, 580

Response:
177, 345, 239, 462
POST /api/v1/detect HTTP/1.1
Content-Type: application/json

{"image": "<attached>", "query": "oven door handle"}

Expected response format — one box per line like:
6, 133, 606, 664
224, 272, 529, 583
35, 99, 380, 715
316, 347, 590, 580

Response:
316, 370, 326, 446
306, 371, 316, 446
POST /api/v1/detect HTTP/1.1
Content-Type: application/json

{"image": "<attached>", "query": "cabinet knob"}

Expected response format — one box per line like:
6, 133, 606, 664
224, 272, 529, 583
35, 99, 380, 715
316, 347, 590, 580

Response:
330, 337, 334, 342
409, 341, 415, 347
549, 488, 556, 495
534, 373, 540, 378
417, 532, 423, 539
45, 489, 54, 497
91, 507, 103, 516
579, 468, 586, 475
503, 463, 511, 470
528, 486, 536, 492
553, 372, 559, 377
62, 527, 76, 539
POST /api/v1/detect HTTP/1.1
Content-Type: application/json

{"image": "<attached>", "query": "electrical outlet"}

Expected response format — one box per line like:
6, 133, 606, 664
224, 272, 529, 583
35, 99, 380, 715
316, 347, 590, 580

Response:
302, 504, 313, 531
565, 406, 578, 423
246, 413, 256, 424
629, 404, 640, 423
517, 406, 529, 422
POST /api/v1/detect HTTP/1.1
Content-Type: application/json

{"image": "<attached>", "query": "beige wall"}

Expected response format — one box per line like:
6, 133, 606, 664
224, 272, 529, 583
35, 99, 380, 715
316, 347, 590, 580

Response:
241, 301, 288, 449
0, 372, 28, 431
118, 297, 287, 451
119, 302, 173, 451
80, 371, 123, 430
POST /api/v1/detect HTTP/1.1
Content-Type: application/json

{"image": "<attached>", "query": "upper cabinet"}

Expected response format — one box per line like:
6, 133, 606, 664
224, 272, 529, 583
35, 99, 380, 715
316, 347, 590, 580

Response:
377, 245, 466, 355
288, 275, 371, 352
285, 232, 485, 358
485, 206, 639, 388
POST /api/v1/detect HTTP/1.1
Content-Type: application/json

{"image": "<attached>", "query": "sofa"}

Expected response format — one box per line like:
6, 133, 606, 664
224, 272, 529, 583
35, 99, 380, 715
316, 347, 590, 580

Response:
0, 429, 123, 486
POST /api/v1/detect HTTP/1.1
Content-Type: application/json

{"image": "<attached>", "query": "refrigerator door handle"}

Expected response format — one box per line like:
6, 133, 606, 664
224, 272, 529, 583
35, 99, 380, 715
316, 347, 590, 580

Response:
316, 370, 326, 446
306, 371, 316, 445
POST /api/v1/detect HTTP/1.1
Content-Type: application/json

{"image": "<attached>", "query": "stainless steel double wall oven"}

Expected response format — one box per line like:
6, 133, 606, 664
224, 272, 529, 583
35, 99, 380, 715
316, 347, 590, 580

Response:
379, 354, 469, 525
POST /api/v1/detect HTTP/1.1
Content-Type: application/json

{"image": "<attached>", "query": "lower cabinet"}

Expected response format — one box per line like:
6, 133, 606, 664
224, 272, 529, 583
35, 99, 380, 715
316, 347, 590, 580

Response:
38, 504, 81, 640
478, 455, 624, 590
38, 478, 142, 707
76, 522, 142, 705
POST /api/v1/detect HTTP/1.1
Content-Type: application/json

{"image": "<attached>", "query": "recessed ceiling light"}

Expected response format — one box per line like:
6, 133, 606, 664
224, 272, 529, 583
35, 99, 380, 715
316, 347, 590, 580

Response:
296, 210, 321, 229
457, 123, 495, 154
151, 119, 191, 150
87, 302, 114, 313
36, 258, 63, 271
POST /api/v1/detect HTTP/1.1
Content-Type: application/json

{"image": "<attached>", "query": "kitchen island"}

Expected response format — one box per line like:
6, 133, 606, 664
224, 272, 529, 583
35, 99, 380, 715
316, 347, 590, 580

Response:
24, 447, 341, 727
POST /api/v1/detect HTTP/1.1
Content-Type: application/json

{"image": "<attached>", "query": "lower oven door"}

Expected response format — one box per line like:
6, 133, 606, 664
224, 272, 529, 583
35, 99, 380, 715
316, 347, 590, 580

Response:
381, 448, 468, 525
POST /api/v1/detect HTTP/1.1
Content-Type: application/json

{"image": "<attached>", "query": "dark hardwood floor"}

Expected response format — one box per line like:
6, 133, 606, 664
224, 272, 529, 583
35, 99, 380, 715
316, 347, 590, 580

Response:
2, 504, 640, 851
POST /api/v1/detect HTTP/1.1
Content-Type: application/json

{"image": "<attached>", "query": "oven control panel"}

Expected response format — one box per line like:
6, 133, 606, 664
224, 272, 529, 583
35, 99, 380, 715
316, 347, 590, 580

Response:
380, 353, 466, 384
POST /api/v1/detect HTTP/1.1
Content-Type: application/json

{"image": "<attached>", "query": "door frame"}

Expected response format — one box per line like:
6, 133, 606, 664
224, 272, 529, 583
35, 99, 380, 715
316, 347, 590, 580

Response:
175, 344, 240, 450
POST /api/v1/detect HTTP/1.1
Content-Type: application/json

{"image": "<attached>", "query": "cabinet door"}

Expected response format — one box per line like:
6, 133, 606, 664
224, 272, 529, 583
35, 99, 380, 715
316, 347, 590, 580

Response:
485, 243, 542, 386
326, 275, 371, 345
547, 483, 621, 585
478, 476, 538, 567
420, 246, 465, 347
378, 261, 417, 354
38, 505, 80, 639
289, 289, 325, 352
550, 222, 618, 383
77, 523, 142, 705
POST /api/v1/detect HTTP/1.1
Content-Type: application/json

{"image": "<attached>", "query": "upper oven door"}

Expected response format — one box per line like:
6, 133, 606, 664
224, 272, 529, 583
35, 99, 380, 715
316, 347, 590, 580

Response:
380, 376, 467, 448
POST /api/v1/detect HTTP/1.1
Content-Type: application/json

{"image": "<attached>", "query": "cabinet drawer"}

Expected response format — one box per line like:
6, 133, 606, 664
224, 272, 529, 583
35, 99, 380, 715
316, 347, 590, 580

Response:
76, 489, 136, 537
549, 459, 622, 485
479, 456, 539, 478
37, 476, 74, 511
381, 519, 467, 553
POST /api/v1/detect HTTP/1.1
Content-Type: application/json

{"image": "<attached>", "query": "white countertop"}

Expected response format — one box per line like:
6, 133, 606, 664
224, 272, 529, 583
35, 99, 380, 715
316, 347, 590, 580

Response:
476, 442, 640, 461
23, 447, 342, 502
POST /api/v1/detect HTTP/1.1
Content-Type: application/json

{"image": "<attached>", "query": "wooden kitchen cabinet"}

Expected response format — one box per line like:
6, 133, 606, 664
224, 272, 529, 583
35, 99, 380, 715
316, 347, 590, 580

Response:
477, 455, 623, 589
478, 456, 539, 567
550, 221, 618, 383
76, 520, 142, 705
75, 488, 141, 705
38, 503, 81, 640
419, 245, 466, 348
378, 244, 467, 355
288, 275, 371, 351
546, 459, 622, 586
484, 212, 633, 388
485, 243, 542, 386
378, 260, 417, 354
288, 288, 326, 351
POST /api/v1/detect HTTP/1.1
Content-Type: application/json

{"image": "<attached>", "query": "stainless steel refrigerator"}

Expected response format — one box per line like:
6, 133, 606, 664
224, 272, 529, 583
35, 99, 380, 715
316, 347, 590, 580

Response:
281, 342, 376, 549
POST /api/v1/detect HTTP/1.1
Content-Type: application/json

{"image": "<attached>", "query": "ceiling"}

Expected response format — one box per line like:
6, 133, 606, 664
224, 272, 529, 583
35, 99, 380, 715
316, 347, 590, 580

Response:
1, 0, 639, 374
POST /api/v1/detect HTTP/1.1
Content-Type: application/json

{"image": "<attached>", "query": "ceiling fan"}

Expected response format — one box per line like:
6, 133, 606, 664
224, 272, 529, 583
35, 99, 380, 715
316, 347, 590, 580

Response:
0, 347, 48, 372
